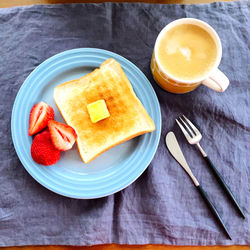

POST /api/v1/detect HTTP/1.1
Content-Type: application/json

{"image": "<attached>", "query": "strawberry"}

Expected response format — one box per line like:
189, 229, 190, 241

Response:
48, 120, 77, 151
28, 102, 54, 136
31, 130, 60, 166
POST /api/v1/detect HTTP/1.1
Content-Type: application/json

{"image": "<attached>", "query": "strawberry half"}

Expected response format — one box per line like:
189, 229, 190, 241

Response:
28, 102, 54, 136
31, 130, 60, 166
48, 120, 77, 151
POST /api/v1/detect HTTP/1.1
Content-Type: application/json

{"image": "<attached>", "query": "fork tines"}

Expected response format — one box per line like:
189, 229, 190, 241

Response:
175, 115, 202, 143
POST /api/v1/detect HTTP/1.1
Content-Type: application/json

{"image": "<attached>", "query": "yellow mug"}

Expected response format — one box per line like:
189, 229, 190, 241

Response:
151, 18, 229, 94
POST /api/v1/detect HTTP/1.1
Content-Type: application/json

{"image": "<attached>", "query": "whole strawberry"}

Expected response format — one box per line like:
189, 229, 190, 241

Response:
31, 130, 60, 166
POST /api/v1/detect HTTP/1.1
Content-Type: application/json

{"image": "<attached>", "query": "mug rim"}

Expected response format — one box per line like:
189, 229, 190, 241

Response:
154, 18, 222, 84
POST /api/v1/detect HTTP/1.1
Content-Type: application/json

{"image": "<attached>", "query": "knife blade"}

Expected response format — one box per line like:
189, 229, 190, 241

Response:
165, 131, 199, 186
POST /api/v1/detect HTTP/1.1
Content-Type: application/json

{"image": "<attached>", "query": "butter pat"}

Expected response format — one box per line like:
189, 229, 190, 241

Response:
87, 99, 110, 123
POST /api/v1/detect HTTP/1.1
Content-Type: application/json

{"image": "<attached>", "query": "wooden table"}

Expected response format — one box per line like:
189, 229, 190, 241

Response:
0, 0, 233, 8
1, 0, 248, 250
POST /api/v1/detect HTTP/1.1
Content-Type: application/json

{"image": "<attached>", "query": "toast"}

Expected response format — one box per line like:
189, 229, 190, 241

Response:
54, 59, 155, 163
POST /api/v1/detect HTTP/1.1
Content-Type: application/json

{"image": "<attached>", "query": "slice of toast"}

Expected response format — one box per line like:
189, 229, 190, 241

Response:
54, 59, 155, 163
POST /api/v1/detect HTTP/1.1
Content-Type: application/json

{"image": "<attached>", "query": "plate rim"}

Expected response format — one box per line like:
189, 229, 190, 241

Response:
11, 48, 162, 199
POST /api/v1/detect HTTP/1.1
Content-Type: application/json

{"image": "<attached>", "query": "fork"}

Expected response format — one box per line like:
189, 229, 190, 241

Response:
176, 115, 245, 219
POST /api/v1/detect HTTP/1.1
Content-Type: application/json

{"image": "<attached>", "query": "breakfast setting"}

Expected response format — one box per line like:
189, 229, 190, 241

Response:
0, 0, 249, 250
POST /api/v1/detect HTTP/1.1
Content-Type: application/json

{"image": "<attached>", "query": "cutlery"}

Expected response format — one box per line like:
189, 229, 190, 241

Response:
166, 131, 232, 240
176, 115, 245, 219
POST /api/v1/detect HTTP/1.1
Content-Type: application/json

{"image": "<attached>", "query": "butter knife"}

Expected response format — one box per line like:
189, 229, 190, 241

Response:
165, 131, 232, 240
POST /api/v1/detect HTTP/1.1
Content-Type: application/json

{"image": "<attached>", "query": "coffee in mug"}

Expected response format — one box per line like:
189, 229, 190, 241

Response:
151, 18, 229, 93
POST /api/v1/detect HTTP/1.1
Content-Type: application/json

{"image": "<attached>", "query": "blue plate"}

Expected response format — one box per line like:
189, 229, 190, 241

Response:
11, 48, 161, 199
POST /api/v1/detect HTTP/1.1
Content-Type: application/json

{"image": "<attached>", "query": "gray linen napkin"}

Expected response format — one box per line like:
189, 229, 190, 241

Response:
0, 1, 249, 246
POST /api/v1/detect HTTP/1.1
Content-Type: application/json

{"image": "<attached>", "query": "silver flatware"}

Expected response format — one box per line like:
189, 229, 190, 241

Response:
165, 131, 232, 240
176, 115, 245, 219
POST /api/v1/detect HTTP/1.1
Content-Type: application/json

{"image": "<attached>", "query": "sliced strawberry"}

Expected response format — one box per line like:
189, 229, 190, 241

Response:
48, 120, 77, 151
28, 102, 54, 136
31, 130, 60, 166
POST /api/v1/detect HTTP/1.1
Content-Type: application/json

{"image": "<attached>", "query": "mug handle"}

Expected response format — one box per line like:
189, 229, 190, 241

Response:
201, 68, 229, 92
